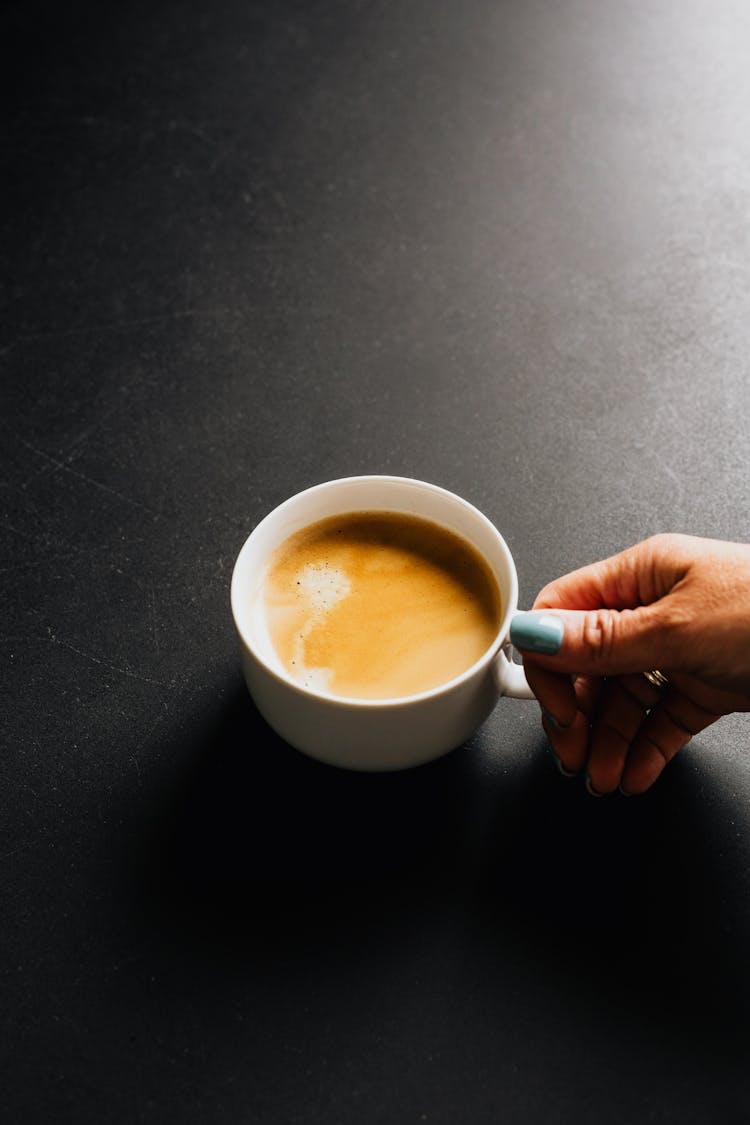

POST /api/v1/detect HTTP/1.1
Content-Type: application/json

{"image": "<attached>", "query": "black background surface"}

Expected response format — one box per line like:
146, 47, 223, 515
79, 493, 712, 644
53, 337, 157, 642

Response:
3, 1, 750, 1121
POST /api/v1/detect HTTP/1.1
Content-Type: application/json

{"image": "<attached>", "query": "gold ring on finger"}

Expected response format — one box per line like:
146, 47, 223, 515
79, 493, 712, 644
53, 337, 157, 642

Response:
642, 669, 669, 691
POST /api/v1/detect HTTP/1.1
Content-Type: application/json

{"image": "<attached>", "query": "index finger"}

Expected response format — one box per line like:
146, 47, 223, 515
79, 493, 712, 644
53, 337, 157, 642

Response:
533, 537, 689, 614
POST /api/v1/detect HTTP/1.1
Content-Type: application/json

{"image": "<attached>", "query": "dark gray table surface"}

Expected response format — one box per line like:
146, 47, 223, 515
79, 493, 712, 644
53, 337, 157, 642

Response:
3, 1, 750, 1121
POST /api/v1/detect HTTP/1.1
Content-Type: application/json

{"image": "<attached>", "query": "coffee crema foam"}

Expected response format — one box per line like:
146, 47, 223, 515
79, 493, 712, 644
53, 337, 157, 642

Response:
263, 511, 502, 700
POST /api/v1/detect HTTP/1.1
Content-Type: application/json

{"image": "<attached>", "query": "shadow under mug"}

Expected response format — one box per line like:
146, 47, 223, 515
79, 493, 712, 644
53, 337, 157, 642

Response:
230, 475, 536, 770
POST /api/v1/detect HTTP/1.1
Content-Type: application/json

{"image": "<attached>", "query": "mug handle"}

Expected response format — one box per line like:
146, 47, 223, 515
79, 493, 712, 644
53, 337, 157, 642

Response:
493, 613, 536, 699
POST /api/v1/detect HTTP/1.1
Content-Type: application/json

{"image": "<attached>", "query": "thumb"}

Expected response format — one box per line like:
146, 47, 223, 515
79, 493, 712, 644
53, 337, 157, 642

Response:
509, 603, 676, 677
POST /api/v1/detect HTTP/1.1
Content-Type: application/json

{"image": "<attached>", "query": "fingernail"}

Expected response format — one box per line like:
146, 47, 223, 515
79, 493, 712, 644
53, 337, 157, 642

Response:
540, 716, 578, 777
585, 774, 603, 797
541, 707, 573, 732
541, 707, 564, 731
551, 749, 578, 778
510, 612, 564, 655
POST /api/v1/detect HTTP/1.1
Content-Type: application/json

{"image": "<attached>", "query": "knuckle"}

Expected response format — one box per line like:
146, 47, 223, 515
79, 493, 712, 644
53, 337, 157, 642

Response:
653, 599, 692, 660
533, 580, 563, 610
582, 609, 619, 667
641, 731, 672, 766
597, 718, 631, 752
662, 706, 696, 740
644, 531, 690, 557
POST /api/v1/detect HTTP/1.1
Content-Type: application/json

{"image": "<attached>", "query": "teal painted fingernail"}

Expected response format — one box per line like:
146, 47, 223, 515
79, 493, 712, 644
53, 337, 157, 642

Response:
510, 612, 564, 655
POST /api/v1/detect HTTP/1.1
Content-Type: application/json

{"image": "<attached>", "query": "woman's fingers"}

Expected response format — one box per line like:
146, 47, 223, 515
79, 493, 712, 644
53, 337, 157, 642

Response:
528, 666, 725, 796
523, 662, 587, 776
524, 660, 602, 776
619, 684, 722, 795
517, 535, 750, 794
522, 662, 577, 727
583, 674, 662, 794
533, 535, 691, 612
541, 708, 590, 776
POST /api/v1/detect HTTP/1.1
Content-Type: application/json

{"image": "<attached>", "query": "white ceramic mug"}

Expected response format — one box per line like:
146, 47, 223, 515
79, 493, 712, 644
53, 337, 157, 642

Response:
230, 476, 535, 770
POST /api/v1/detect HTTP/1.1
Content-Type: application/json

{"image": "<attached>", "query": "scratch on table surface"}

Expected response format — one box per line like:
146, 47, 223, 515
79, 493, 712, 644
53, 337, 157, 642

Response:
148, 583, 160, 655
649, 400, 687, 503
0, 843, 33, 866
0, 519, 46, 544
18, 437, 158, 516
48, 632, 174, 688
60, 461, 158, 515
19, 422, 102, 487
130, 754, 143, 787
0, 553, 77, 577
652, 447, 684, 495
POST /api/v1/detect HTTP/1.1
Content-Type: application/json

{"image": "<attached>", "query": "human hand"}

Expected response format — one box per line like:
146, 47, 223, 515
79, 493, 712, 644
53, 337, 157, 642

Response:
509, 534, 750, 795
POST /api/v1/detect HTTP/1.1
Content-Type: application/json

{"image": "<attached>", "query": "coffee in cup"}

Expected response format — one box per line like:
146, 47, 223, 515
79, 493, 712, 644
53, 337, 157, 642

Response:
262, 510, 503, 700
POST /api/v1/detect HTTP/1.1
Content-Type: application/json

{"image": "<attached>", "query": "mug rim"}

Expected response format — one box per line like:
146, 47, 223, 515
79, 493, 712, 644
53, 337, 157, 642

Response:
230, 475, 520, 710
